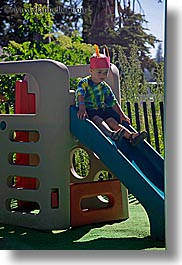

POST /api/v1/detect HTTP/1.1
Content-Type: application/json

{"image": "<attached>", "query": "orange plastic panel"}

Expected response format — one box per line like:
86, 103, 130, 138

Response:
70, 180, 123, 227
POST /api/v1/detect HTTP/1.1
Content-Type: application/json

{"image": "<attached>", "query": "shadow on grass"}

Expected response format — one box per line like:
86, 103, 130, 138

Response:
0, 223, 165, 250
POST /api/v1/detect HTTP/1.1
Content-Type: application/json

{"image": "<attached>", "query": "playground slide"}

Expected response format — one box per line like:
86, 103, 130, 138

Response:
70, 106, 165, 241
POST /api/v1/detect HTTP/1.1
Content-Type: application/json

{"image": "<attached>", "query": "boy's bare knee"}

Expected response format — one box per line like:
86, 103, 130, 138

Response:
105, 117, 121, 131
105, 117, 113, 122
105, 117, 117, 125
92, 115, 103, 123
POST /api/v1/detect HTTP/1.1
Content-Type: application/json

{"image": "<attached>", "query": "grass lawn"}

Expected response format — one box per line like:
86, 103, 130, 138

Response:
0, 196, 166, 250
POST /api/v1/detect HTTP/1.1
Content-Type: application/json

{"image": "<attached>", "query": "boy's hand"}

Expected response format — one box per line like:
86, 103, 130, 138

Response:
77, 108, 88, 119
77, 95, 88, 119
112, 104, 131, 125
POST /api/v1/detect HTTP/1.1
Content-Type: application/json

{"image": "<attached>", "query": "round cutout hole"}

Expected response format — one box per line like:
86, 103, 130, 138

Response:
71, 148, 90, 179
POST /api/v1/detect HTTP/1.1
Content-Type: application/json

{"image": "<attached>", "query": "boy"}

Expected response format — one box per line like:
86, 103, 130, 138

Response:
75, 45, 147, 146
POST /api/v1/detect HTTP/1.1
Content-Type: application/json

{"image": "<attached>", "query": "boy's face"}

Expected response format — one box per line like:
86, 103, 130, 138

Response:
90, 68, 109, 84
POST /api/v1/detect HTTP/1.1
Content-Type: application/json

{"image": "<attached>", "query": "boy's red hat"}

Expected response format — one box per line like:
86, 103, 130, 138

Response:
90, 44, 110, 69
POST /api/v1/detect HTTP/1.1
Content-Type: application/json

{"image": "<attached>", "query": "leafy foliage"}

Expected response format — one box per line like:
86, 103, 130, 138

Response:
0, 4, 94, 107
18, 3, 54, 42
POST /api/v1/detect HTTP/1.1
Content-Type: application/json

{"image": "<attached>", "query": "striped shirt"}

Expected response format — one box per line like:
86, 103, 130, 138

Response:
75, 76, 118, 110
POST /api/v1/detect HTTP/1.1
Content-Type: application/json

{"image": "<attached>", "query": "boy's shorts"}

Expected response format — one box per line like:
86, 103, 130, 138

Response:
87, 107, 120, 123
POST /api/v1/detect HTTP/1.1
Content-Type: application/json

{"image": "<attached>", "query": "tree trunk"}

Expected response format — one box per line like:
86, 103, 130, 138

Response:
82, 0, 115, 45
82, 0, 92, 43
90, 0, 115, 44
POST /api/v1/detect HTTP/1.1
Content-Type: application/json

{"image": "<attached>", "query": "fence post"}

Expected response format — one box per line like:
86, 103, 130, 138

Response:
126, 101, 132, 125
134, 102, 140, 132
159, 101, 164, 138
5, 102, 9, 114
151, 101, 160, 153
142, 102, 151, 143
124, 100, 164, 154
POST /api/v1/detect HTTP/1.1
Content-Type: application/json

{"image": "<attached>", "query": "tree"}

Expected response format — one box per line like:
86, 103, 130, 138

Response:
81, 0, 158, 69
89, 0, 116, 44
0, 0, 24, 46
18, 3, 53, 43
155, 42, 163, 63
112, 44, 147, 102
0, 4, 94, 107
49, 0, 83, 37
82, 0, 92, 43
115, 7, 158, 69
0, 0, 82, 46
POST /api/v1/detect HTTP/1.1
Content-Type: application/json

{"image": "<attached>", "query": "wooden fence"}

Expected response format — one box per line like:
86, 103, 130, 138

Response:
1, 100, 165, 155
124, 101, 164, 155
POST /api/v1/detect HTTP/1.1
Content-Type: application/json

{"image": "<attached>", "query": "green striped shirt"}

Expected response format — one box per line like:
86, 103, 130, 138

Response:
75, 76, 117, 110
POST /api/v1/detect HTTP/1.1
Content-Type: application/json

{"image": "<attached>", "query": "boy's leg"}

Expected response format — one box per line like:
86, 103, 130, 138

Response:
105, 117, 123, 131
92, 116, 147, 145
92, 115, 116, 137
105, 117, 146, 142
92, 114, 134, 139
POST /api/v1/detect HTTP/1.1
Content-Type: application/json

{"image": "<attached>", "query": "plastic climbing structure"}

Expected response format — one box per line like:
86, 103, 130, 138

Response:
0, 59, 165, 240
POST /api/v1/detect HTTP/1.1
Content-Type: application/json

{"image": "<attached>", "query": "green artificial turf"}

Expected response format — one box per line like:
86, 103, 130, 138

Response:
0, 197, 166, 250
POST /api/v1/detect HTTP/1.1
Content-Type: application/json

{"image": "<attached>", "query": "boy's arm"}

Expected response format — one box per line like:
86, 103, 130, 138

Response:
77, 95, 88, 119
112, 103, 130, 124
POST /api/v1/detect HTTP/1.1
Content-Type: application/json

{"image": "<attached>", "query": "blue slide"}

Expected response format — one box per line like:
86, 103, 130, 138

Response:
70, 106, 165, 241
